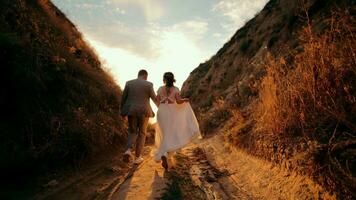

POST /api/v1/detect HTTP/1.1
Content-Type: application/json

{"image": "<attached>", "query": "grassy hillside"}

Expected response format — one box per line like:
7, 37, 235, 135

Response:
182, 0, 355, 198
0, 0, 126, 187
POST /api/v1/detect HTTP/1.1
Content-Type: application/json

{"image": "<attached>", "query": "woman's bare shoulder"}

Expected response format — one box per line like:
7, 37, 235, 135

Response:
157, 86, 165, 93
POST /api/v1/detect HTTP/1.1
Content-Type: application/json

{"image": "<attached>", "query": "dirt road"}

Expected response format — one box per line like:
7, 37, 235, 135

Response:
33, 135, 336, 200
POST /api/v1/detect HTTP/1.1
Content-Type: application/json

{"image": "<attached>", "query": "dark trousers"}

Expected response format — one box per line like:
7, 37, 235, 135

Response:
126, 115, 149, 157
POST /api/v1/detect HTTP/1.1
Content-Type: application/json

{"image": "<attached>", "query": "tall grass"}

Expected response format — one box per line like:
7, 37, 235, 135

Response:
255, 11, 356, 140
254, 10, 356, 196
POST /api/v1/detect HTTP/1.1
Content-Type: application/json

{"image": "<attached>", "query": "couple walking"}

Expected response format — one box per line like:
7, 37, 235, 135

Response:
120, 69, 201, 169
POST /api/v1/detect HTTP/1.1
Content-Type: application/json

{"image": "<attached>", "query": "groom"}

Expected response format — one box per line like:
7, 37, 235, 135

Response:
121, 69, 158, 164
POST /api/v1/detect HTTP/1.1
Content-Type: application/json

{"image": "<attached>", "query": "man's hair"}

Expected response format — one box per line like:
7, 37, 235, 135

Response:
138, 69, 148, 77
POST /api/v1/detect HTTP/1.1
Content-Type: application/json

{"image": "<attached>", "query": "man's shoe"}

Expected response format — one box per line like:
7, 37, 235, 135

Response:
123, 150, 131, 163
161, 156, 168, 170
133, 157, 144, 165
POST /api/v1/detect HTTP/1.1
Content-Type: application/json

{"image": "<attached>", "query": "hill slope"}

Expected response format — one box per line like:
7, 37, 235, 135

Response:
183, 0, 353, 115
0, 0, 126, 187
182, 0, 355, 198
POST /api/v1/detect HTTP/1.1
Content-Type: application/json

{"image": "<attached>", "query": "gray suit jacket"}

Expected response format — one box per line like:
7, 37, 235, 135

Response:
121, 78, 157, 118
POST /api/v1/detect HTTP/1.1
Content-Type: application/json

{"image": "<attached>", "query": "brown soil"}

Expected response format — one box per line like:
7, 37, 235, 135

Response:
32, 136, 336, 200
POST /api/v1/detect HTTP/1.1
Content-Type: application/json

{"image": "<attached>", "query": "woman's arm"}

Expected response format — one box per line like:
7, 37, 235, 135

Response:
175, 89, 189, 104
176, 98, 189, 104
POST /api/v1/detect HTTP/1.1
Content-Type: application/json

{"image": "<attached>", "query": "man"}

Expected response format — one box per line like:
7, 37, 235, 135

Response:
121, 69, 158, 164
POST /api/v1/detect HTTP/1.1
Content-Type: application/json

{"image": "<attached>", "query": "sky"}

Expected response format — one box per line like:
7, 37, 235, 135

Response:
52, 0, 269, 91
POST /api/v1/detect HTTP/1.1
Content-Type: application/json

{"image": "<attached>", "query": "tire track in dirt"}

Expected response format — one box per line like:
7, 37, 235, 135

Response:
33, 147, 153, 200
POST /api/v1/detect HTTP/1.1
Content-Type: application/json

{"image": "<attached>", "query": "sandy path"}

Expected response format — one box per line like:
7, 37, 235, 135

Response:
33, 136, 336, 200
111, 152, 168, 200
198, 135, 336, 200
32, 146, 168, 200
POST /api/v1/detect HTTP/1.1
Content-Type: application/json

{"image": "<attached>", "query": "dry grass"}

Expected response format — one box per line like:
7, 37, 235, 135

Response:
253, 10, 356, 197
255, 10, 356, 138
200, 99, 232, 134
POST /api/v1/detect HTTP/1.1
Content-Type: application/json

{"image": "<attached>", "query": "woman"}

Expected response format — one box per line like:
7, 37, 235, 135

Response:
154, 72, 201, 169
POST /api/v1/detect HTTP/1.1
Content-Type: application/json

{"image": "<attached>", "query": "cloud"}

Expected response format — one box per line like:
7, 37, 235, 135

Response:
114, 7, 126, 15
75, 3, 104, 9
83, 21, 161, 60
212, 32, 226, 44
213, 33, 222, 38
171, 20, 208, 43
106, 0, 165, 21
212, 0, 268, 32
84, 18, 209, 61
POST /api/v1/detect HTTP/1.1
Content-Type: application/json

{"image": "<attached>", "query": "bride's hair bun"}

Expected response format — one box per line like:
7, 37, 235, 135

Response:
163, 72, 176, 87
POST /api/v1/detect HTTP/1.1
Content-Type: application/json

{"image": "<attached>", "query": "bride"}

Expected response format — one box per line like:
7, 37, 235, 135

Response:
154, 72, 201, 169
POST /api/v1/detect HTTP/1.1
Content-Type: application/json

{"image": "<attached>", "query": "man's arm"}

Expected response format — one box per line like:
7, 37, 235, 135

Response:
121, 82, 129, 111
149, 83, 159, 107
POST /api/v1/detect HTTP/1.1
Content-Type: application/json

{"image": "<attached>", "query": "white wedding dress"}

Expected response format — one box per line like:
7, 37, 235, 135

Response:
153, 86, 201, 161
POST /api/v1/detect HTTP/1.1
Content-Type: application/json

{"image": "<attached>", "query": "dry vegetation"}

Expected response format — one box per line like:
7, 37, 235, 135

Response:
0, 0, 126, 192
253, 10, 356, 197
183, 1, 355, 198
255, 11, 356, 137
